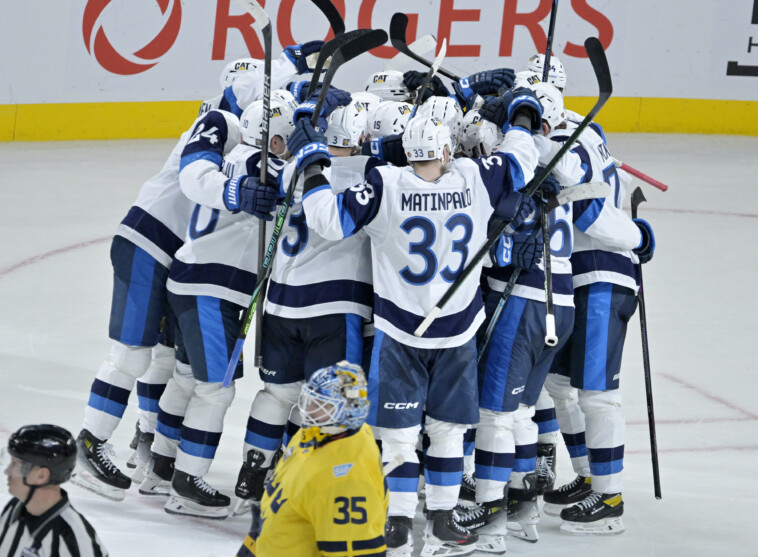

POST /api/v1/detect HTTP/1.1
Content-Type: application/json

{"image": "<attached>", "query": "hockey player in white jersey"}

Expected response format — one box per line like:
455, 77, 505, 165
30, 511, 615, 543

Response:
364, 70, 413, 102
199, 57, 262, 116
540, 99, 656, 536
294, 85, 543, 555
135, 105, 278, 519
232, 96, 379, 516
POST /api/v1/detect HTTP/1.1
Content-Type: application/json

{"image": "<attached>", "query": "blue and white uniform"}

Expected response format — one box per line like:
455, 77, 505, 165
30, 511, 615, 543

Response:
219, 53, 298, 117
303, 126, 539, 519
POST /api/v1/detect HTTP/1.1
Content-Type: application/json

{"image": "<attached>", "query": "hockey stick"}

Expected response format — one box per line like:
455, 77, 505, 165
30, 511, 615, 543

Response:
382, 454, 406, 476
409, 38, 447, 118
223, 30, 389, 387
233, 0, 273, 368
631, 187, 662, 500
389, 13, 461, 81
305, 29, 373, 99
414, 37, 612, 337
310, 0, 345, 36
614, 159, 669, 192
539, 0, 560, 346
385, 34, 437, 71
476, 182, 611, 360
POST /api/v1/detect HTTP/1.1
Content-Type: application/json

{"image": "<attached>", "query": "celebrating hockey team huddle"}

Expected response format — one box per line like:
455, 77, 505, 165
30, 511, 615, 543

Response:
66, 13, 656, 557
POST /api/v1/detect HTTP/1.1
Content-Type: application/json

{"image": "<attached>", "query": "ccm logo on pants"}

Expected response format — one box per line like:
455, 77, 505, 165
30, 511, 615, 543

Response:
384, 402, 420, 410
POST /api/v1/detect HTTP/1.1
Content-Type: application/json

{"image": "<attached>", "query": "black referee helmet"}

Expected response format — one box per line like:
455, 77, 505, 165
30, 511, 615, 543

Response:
7, 424, 77, 485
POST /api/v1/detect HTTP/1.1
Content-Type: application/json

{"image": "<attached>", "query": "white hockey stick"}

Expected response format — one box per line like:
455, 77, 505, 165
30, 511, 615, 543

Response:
385, 34, 437, 71
409, 38, 447, 118
382, 454, 406, 476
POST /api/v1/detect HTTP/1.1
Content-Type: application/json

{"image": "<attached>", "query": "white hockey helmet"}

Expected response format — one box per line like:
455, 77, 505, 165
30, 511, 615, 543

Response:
326, 101, 368, 149
351, 91, 383, 115
368, 101, 413, 138
271, 88, 298, 111
417, 97, 463, 151
240, 98, 295, 148
402, 116, 453, 162
458, 109, 503, 158
526, 54, 567, 90
364, 70, 412, 101
220, 58, 261, 89
529, 82, 566, 130
514, 70, 542, 89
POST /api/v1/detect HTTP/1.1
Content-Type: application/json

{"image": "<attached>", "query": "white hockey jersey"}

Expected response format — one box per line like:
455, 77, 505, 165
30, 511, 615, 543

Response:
114, 130, 194, 269
220, 52, 298, 117
264, 155, 382, 320
302, 127, 539, 349
554, 125, 642, 292
166, 110, 284, 306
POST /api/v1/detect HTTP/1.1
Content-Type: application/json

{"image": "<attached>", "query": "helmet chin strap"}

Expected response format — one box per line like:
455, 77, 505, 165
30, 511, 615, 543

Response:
20, 462, 51, 506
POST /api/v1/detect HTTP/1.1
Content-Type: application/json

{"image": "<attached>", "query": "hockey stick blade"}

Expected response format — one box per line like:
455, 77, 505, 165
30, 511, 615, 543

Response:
385, 34, 437, 71
616, 159, 669, 192
544, 181, 610, 212
413, 37, 612, 338
389, 13, 460, 81
410, 38, 447, 118
306, 29, 374, 99
233, 0, 270, 28
631, 186, 647, 217
382, 454, 405, 476
310, 0, 345, 36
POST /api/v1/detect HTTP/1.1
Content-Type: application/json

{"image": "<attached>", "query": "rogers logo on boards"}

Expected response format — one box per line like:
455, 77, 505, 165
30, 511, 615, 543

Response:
82, 0, 182, 75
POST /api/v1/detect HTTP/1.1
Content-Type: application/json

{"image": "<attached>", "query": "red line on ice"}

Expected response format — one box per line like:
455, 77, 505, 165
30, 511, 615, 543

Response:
659, 372, 758, 419
0, 237, 110, 278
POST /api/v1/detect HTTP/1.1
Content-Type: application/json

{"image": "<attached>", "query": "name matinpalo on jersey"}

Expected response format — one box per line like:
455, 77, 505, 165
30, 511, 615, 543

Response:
400, 188, 473, 212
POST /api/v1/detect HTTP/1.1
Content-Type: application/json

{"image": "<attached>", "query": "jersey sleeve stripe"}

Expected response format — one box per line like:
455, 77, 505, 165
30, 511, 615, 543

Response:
179, 151, 223, 172
352, 535, 386, 550
336, 195, 358, 236
316, 539, 348, 552
574, 198, 604, 232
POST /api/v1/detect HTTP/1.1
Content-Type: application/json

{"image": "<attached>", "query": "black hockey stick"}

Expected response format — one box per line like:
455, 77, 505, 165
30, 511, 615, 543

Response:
539, 0, 561, 346
631, 186, 662, 500
305, 29, 373, 99
233, 0, 273, 367
409, 39, 447, 117
477, 181, 610, 360
389, 13, 461, 81
223, 30, 389, 386
414, 37, 612, 337
310, 0, 345, 36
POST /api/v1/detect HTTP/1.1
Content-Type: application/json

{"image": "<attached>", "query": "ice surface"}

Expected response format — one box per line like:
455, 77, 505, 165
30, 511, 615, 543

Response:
1, 134, 757, 556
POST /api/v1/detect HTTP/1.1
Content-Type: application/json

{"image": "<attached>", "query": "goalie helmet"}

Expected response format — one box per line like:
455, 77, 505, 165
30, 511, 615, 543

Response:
402, 116, 453, 162
298, 361, 370, 431
514, 70, 542, 89
220, 57, 261, 89
364, 70, 412, 101
526, 54, 567, 90
368, 101, 413, 138
326, 101, 368, 149
529, 82, 566, 130
417, 97, 463, 151
459, 109, 503, 158
8, 424, 77, 485
240, 98, 295, 148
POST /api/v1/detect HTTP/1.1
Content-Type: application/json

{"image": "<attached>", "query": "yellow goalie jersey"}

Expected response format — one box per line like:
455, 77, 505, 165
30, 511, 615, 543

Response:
238, 423, 388, 557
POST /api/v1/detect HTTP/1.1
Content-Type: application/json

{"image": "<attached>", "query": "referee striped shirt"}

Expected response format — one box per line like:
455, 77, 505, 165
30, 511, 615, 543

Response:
0, 490, 108, 557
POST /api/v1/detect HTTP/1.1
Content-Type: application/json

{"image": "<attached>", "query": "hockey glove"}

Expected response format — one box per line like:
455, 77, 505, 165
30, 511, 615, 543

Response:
494, 191, 537, 229
293, 88, 352, 130
512, 229, 545, 270
403, 70, 451, 103
480, 95, 508, 130
489, 234, 514, 267
632, 218, 656, 263
452, 68, 516, 104
284, 40, 325, 74
538, 170, 562, 197
361, 133, 408, 166
505, 87, 543, 134
287, 119, 331, 175
287, 80, 313, 103
223, 175, 277, 220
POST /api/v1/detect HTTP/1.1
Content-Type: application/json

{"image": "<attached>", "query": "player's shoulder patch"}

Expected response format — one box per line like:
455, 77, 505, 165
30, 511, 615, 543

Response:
332, 463, 354, 478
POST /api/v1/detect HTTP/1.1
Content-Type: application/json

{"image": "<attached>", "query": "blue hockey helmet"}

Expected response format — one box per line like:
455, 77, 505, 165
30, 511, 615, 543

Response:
298, 361, 370, 431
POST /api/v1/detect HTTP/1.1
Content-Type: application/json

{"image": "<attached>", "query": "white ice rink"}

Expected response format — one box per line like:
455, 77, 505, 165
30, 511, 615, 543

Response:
1, 133, 757, 556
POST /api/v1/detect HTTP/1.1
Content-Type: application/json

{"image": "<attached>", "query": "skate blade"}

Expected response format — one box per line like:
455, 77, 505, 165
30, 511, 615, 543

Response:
69, 471, 127, 502
506, 522, 539, 543
560, 516, 625, 536
386, 543, 413, 557
130, 465, 146, 485
541, 502, 565, 517
164, 495, 229, 520
474, 534, 507, 554
420, 537, 476, 557
126, 450, 137, 469
232, 497, 256, 517
138, 478, 171, 497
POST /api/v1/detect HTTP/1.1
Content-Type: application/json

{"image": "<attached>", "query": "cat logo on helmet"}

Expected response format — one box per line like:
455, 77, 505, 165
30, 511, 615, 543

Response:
398, 105, 410, 115
272, 107, 283, 117
373, 74, 387, 83
235, 61, 251, 70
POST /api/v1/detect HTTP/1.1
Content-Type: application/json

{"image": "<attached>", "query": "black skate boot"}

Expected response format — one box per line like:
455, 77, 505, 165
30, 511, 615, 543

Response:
126, 421, 140, 469
506, 480, 540, 543
385, 515, 413, 556
542, 474, 592, 516
534, 443, 557, 495
560, 491, 625, 535
138, 451, 174, 496
232, 449, 269, 516
423, 509, 478, 556
457, 471, 477, 504
70, 429, 131, 501
165, 470, 230, 519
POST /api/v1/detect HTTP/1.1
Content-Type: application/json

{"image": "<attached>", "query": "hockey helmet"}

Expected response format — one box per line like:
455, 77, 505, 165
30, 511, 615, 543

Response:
298, 361, 370, 431
240, 98, 295, 148
417, 97, 463, 151
526, 54, 567, 90
529, 82, 566, 130
220, 58, 262, 89
7, 424, 77, 485
402, 116, 453, 162
326, 101, 368, 149
364, 70, 412, 101
368, 101, 413, 138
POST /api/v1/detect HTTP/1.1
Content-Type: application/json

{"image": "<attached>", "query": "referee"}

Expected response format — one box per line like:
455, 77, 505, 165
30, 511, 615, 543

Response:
1, 424, 108, 556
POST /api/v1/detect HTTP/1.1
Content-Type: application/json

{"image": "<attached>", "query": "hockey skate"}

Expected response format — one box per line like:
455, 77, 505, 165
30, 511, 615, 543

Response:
457, 472, 476, 505
70, 429, 131, 501
533, 443, 557, 495
138, 452, 173, 496
385, 515, 414, 557
165, 471, 230, 519
506, 484, 540, 543
129, 431, 154, 485
542, 474, 592, 517
125, 421, 140, 469
232, 449, 269, 517
560, 491, 625, 535
421, 509, 478, 556
456, 501, 507, 555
